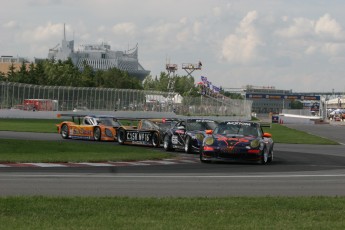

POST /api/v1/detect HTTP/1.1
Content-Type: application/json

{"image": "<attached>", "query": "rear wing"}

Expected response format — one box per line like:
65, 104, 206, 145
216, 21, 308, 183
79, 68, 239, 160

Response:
57, 113, 122, 125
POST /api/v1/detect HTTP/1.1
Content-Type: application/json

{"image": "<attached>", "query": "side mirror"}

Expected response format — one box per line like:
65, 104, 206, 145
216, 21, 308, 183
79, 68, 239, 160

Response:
205, 130, 213, 134
263, 132, 272, 138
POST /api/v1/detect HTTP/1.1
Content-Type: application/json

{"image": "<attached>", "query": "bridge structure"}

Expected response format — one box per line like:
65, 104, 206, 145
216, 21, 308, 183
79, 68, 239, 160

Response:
293, 91, 345, 101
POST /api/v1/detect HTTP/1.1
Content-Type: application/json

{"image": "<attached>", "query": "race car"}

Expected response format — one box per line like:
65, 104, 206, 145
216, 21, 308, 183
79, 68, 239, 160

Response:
56, 114, 121, 141
117, 118, 178, 147
199, 121, 274, 164
163, 118, 218, 153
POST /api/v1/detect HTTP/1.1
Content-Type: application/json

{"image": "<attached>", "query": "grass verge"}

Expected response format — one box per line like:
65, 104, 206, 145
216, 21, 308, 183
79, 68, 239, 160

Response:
263, 123, 338, 145
0, 118, 61, 133
0, 139, 172, 163
1, 197, 345, 229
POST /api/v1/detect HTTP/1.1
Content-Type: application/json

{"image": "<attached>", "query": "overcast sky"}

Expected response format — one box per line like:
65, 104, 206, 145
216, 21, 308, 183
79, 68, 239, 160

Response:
1, 0, 345, 93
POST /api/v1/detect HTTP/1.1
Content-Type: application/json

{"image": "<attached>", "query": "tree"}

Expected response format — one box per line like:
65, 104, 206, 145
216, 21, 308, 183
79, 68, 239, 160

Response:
290, 100, 303, 109
17, 61, 29, 83
0, 71, 6, 81
80, 61, 95, 87
6, 62, 17, 82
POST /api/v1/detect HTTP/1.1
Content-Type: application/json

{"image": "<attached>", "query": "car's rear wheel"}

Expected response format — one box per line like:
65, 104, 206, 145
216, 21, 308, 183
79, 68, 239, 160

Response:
163, 135, 174, 151
93, 127, 101, 141
117, 128, 126, 145
152, 132, 160, 148
61, 124, 69, 139
184, 136, 192, 153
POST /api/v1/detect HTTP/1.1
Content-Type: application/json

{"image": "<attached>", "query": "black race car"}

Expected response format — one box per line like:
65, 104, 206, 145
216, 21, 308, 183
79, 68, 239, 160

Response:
163, 118, 218, 153
117, 118, 178, 147
199, 121, 274, 164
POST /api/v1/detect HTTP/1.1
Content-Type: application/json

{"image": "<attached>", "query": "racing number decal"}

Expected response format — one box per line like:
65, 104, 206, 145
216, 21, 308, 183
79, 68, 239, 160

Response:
126, 131, 152, 142
172, 135, 179, 145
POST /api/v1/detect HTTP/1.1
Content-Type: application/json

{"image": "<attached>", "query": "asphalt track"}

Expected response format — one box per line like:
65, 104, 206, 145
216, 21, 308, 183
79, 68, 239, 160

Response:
1, 123, 345, 197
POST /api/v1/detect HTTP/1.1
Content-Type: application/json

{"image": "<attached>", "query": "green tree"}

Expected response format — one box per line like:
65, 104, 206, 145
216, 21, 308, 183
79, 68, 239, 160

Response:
17, 61, 29, 83
6, 62, 17, 82
0, 71, 6, 81
290, 100, 303, 109
80, 61, 95, 87
34, 61, 46, 85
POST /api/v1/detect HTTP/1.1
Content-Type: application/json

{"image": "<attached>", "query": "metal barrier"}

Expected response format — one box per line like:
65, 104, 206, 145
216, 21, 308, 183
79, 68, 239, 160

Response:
0, 81, 252, 118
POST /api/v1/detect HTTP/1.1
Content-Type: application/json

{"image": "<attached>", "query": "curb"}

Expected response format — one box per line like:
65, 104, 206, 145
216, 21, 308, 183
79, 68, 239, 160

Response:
0, 157, 199, 168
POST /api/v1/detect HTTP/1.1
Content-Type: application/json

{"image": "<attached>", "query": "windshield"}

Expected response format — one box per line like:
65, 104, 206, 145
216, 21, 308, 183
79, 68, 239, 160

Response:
98, 118, 121, 127
215, 122, 259, 137
186, 120, 217, 131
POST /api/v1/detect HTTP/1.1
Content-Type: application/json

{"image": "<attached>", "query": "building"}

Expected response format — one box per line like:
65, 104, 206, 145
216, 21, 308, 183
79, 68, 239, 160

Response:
0, 56, 30, 76
48, 26, 150, 81
244, 85, 321, 114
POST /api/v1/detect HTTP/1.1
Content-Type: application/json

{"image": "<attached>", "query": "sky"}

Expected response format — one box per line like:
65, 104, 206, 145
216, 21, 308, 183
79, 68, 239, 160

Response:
1, 0, 345, 93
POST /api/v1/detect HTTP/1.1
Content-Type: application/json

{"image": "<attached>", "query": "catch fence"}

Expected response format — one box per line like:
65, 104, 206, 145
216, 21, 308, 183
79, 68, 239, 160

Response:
0, 81, 252, 117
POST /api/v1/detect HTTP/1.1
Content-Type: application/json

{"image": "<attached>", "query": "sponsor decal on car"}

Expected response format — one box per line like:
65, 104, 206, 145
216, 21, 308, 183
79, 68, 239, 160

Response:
71, 127, 92, 135
226, 121, 251, 126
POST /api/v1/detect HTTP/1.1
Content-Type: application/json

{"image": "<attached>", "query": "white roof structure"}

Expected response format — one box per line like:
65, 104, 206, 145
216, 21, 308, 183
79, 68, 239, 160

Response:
327, 97, 345, 108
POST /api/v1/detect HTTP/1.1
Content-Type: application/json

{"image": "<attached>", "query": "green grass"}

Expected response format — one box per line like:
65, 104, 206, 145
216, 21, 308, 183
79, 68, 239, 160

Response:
0, 118, 61, 133
0, 139, 172, 163
263, 123, 339, 145
1, 197, 345, 229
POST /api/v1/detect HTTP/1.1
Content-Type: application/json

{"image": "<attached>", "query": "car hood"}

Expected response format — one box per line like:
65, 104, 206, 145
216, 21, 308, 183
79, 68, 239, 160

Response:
213, 134, 257, 143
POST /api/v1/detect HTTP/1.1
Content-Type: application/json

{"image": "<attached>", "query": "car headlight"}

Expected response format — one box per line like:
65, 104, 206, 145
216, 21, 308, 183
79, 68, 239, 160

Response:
250, 139, 260, 148
196, 133, 204, 141
204, 137, 214, 145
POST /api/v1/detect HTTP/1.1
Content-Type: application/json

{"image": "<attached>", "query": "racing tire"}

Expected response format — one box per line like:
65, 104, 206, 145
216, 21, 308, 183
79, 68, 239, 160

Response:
184, 136, 192, 153
200, 153, 212, 163
61, 124, 69, 139
267, 148, 274, 163
93, 127, 101, 141
163, 135, 174, 152
152, 132, 160, 148
259, 147, 269, 165
117, 128, 126, 145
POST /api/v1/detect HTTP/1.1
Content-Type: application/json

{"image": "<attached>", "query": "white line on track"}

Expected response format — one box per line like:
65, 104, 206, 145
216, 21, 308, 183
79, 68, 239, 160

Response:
2, 174, 345, 179
29, 163, 67, 167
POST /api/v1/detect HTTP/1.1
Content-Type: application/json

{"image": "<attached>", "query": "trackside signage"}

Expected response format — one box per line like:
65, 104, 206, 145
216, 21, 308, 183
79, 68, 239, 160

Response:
246, 94, 320, 100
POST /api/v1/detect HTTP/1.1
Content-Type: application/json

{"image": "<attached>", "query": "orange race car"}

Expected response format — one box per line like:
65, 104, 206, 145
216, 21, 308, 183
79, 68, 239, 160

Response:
56, 114, 122, 141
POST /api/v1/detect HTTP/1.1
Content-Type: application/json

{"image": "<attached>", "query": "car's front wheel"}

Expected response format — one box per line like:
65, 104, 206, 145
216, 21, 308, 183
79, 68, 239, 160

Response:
259, 147, 269, 165
93, 127, 101, 141
200, 152, 211, 163
267, 148, 274, 163
184, 136, 192, 153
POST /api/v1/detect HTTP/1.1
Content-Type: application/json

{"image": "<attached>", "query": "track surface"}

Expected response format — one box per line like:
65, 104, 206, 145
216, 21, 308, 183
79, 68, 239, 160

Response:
1, 124, 345, 197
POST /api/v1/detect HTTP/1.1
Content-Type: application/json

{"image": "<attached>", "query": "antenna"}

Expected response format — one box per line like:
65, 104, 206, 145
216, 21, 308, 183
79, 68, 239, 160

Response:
63, 23, 66, 41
